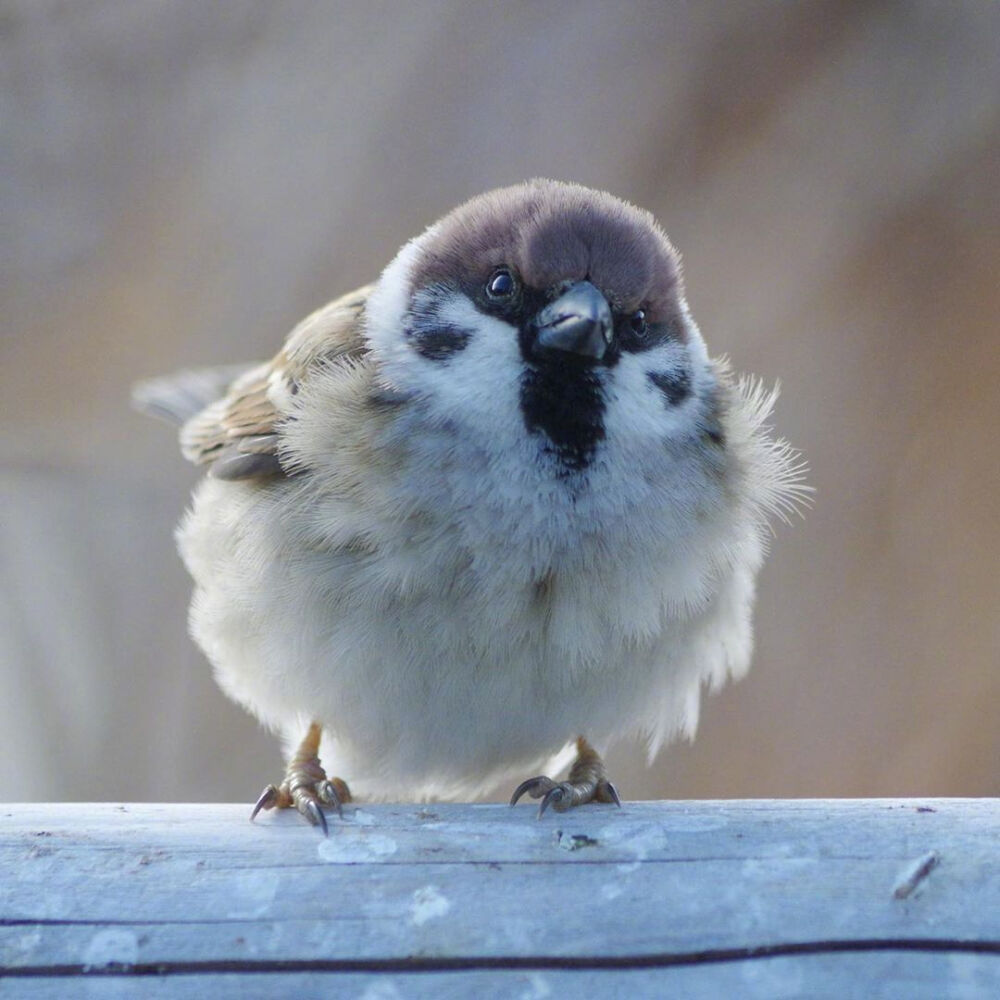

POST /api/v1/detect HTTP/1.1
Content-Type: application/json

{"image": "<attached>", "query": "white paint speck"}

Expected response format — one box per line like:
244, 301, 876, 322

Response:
82, 929, 139, 970
318, 834, 398, 863
350, 809, 378, 827
601, 882, 624, 901
409, 885, 451, 926
555, 830, 599, 851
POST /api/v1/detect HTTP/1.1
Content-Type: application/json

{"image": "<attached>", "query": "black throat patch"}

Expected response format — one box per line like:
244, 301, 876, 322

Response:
519, 360, 606, 474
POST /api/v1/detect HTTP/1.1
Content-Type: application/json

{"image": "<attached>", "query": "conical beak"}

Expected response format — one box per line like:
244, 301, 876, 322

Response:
530, 281, 612, 362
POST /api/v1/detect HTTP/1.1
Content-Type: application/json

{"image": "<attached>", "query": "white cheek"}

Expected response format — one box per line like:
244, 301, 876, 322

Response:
406, 295, 524, 430
604, 342, 698, 448
364, 229, 434, 367
365, 237, 524, 415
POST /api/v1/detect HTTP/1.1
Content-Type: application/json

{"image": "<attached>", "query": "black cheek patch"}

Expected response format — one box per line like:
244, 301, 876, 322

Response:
408, 323, 472, 361
648, 369, 692, 407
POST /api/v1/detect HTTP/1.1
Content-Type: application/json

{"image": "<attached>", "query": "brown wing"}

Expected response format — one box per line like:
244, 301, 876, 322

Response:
180, 284, 373, 480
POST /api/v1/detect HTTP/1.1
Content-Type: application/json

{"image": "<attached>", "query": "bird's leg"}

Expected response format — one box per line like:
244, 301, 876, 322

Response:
510, 736, 622, 818
250, 721, 351, 834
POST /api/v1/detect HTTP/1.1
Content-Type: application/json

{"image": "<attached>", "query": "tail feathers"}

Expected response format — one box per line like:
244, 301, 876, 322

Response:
131, 364, 252, 426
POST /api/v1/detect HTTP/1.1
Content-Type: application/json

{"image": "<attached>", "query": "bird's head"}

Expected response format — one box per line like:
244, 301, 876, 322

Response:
365, 180, 720, 478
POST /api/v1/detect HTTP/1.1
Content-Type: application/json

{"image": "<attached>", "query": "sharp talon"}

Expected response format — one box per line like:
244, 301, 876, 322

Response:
512, 740, 617, 817
605, 781, 622, 808
317, 780, 344, 817
538, 786, 565, 819
249, 725, 350, 832
303, 799, 328, 836
250, 785, 278, 822
510, 777, 540, 807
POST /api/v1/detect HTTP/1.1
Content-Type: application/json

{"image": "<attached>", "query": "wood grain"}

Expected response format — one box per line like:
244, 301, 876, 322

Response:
1, 799, 997, 996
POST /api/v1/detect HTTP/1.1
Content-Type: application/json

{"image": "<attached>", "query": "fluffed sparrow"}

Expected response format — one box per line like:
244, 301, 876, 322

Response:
135, 180, 806, 830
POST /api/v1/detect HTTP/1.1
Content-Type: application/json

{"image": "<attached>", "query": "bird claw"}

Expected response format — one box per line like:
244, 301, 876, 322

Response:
509, 776, 570, 817
250, 783, 283, 822
248, 723, 351, 835
538, 784, 567, 818
603, 780, 622, 808
302, 797, 329, 836
509, 738, 622, 818
250, 776, 346, 835
511, 775, 619, 818
509, 775, 556, 807
316, 779, 345, 818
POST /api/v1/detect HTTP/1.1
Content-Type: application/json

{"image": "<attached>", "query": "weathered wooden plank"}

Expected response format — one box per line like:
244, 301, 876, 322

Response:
4, 800, 996, 872
1, 800, 997, 995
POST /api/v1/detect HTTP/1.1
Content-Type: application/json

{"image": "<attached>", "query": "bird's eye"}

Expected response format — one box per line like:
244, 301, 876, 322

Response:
486, 269, 516, 299
629, 309, 648, 338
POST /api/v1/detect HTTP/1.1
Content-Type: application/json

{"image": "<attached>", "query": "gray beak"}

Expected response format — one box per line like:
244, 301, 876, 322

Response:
531, 281, 612, 362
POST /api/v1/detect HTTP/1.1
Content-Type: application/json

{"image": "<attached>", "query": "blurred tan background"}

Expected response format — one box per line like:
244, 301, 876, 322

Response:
2, 1, 998, 804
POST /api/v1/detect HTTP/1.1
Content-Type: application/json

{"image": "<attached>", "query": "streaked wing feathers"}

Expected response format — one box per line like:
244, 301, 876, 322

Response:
179, 284, 372, 479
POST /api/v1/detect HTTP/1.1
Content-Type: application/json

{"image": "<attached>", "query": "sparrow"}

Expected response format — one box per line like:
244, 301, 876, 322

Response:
135, 179, 806, 832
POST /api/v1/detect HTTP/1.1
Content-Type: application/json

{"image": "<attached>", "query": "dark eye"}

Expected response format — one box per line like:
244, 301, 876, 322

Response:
629, 309, 648, 338
486, 269, 516, 299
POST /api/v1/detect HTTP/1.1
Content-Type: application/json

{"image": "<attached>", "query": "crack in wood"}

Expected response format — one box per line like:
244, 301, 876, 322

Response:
2, 939, 999, 978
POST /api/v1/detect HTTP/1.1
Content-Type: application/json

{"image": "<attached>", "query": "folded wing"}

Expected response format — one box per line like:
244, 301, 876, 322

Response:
133, 285, 372, 480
